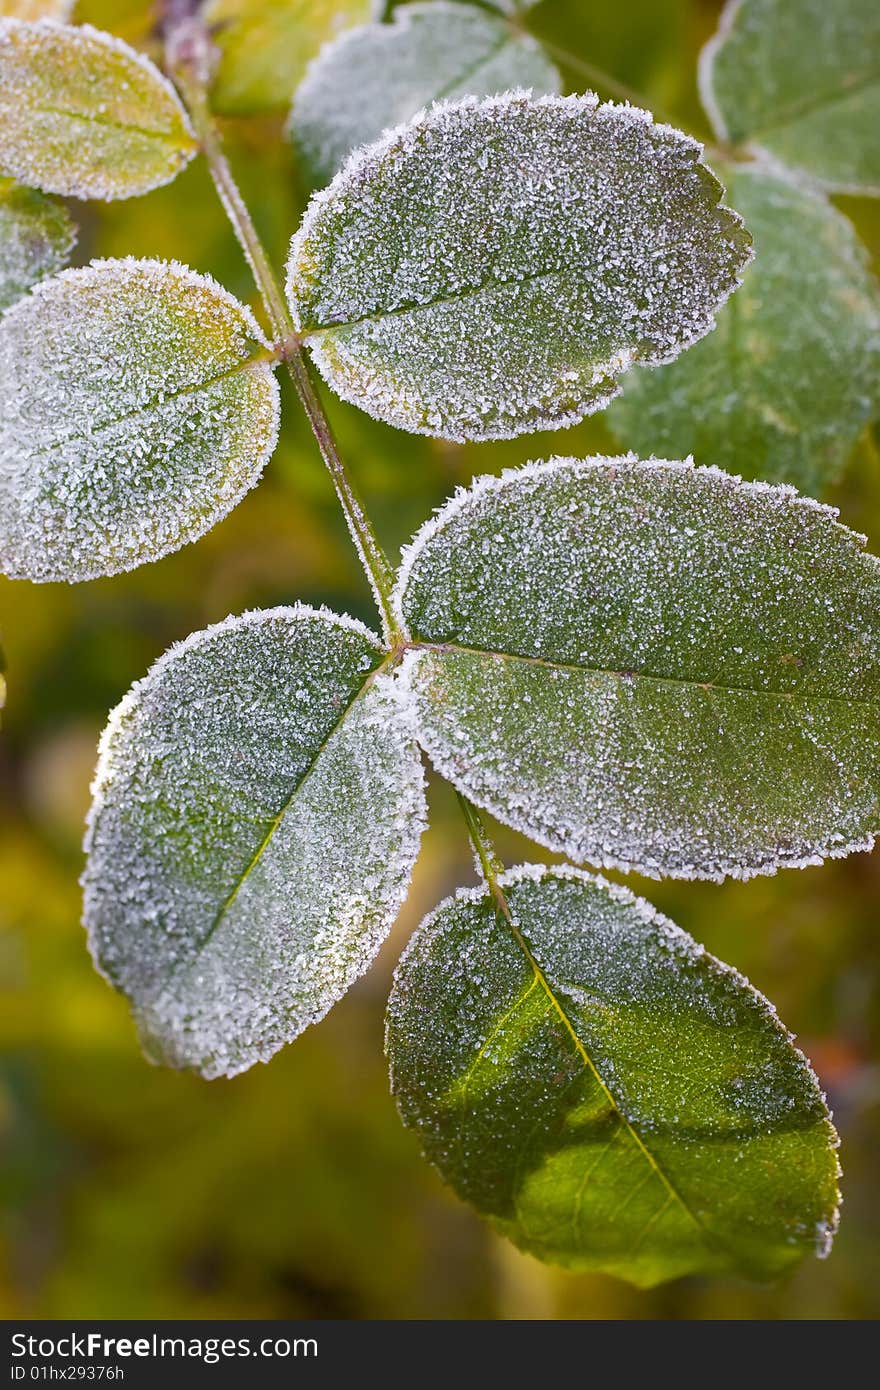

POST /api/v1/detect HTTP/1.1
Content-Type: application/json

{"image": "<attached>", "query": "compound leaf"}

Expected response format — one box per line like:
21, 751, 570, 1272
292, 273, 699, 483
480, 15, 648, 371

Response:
394, 456, 880, 880
205, 0, 373, 116
0, 19, 197, 200
289, 2, 560, 189
84, 605, 427, 1079
0, 257, 280, 582
0, 178, 76, 312
387, 865, 840, 1285
607, 164, 880, 495
700, 0, 880, 196
286, 92, 751, 442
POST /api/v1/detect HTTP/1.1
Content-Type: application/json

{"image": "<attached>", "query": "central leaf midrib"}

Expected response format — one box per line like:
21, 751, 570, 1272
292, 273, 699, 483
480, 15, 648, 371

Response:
498, 898, 717, 1256
0, 96, 193, 149
9, 355, 270, 458
413, 639, 877, 709
299, 232, 715, 338
739, 64, 880, 143
159, 665, 382, 987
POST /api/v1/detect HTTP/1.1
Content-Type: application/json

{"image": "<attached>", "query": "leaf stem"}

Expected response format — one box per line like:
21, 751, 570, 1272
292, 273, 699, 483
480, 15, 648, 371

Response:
163, 14, 402, 644
457, 793, 509, 911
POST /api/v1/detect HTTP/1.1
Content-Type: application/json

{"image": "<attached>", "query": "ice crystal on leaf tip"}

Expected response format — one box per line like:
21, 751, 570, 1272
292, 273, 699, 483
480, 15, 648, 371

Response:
289, 3, 561, 190
0, 19, 197, 200
286, 91, 752, 442
83, 605, 427, 1080
394, 455, 880, 881
0, 179, 75, 312
0, 257, 280, 583
387, 864, 840, 1285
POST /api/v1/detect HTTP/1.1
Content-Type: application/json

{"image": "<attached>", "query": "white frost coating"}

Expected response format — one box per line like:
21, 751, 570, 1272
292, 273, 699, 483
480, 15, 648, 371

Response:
289, 3, 560, 189
0, 19, 197, 200
84, 605, 427, 1080
0, 256, 281, 582
0, 180, 75, 311
394, 455, 880, 881
286, 91, 751, 442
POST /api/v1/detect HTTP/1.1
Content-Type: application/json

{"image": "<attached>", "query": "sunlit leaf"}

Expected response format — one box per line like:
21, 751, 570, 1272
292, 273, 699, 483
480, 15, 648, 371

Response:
286, 92, 751, 442
205, 0, 373, 117
289, 2, 560, 189
0, 178, 76, 312
387, 865, 840, 1285
700, 0, 880, 196
0, 257, 280, 582
0, 19, 197, 199
84, 605, 427, 1079
394, 456, 880, 880
606, 164, 880, 495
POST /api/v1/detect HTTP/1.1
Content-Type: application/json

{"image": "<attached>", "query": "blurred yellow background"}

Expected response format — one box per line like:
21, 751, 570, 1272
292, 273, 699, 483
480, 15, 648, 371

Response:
2, 0, 879, 1319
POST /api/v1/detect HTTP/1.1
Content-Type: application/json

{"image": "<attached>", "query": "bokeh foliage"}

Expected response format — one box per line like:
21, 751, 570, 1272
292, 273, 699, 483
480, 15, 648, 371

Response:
1, 0, 879, 1318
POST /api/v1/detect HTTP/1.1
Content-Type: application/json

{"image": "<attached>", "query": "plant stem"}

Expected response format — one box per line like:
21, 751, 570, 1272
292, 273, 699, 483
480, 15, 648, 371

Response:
457, 793, 510, 915
163, 15, 402, 644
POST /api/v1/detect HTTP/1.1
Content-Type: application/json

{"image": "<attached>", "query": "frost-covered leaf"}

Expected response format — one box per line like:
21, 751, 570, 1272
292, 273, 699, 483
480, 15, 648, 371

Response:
205, 0, 373, 116
394, 456, 880, 880
0, 178, 76, 312
387, 865, 840, 1285
700, 0, 880, 196
0, 19, 197, 200
607, 165, 880, 495
0, 1, 74, 17
84, 605, 426, 1080
289, 3, 560, 190
286, 92, 751, 443
0, 257, 280, 582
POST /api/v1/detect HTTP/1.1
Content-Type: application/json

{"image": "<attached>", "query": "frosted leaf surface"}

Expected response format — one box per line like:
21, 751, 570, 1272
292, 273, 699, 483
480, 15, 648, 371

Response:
0, 20, 197, 200
387, 865, 840, 1285
289, 4, 560, 190
205, 0, 373, 116
0, 178, 75, 312
84, 606, 427, 1080
394, 456, 880, 880
607, 165, 880, 495
0, 257, 280, 582
0, 2, 74, 17
700, 0, 880, 196
286, 92, 751, 442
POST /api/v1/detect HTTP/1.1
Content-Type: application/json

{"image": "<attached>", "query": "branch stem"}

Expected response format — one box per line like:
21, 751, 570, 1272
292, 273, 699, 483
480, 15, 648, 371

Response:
164, 15, 401, 643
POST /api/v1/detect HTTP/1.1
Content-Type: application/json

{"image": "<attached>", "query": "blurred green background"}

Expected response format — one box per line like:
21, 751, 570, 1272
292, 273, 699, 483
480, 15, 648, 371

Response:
2, 0, 879, 1320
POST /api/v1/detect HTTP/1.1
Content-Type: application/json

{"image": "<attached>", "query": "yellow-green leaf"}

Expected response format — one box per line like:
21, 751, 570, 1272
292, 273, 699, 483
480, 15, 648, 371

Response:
0, 19, 198, 200
205, 0, 373, 117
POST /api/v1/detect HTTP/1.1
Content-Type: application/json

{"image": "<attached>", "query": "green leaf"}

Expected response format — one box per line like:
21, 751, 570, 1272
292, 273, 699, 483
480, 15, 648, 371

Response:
606, 164, 880, 495
0, 19, 198, 200
700, 0, 880, 196
0, 178, 76, 312
286, 92, 751, 442
205, 0, 373, 117
394, 456, 880, 880
387, 865, 840, 1285
289, 3, 561, 190
84, 605, 426, 1080
0, 257, 280, 582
